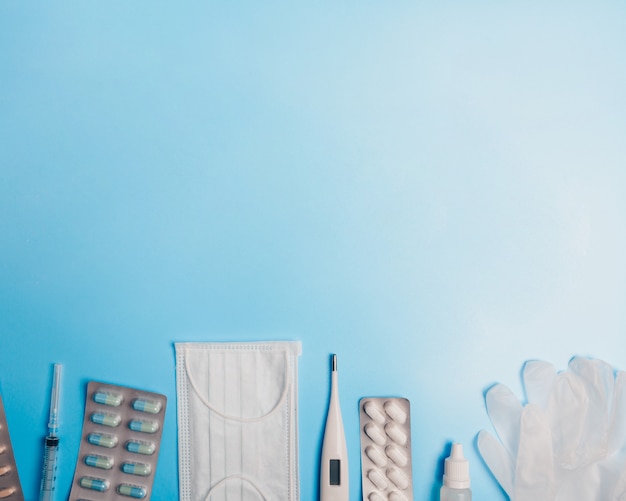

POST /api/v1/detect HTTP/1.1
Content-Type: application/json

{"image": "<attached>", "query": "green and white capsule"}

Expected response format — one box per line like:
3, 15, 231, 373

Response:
84, 454, 114, 470
131, 398, 162, 414
90, 412, 121, 427
79, 476, 110, 492
87, 432, 118, 448
126, 440, 155, 455
121, 461, 151, 476
117, 484, 147, 499
93, 390, 123, 407
129, 419, 159, 434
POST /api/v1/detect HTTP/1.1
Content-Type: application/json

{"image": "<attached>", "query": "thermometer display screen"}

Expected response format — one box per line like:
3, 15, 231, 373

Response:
330, 459, 340, 485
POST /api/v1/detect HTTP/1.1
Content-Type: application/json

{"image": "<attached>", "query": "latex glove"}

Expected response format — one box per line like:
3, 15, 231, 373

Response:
478, 385, 555, 500
478, 357, 626, 501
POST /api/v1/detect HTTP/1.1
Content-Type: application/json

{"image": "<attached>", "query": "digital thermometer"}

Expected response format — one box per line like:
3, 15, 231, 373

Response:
320, 354, 349, 501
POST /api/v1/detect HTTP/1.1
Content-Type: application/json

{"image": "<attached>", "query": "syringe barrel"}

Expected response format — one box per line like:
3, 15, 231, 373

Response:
39, 436, 59, 501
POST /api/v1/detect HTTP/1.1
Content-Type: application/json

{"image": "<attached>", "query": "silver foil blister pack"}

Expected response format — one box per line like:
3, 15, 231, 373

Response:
69, 382, 167, 500
359, 397, 413, 501
0, 395, 23, 500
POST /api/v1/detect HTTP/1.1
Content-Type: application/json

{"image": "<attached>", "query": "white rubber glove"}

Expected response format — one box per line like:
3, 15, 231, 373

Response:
478, 384, 555, 500
478, 357, 626, 501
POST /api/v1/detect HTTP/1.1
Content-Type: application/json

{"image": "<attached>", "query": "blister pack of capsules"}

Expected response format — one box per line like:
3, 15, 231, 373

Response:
359, 397, 413, 501
0, 394, 23, 500
69, 382, 166, 501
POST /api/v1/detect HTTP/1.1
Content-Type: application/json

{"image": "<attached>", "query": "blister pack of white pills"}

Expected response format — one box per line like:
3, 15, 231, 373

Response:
0, 395, 23, 500
69, 382, 167, 501
359, 397, 413, 501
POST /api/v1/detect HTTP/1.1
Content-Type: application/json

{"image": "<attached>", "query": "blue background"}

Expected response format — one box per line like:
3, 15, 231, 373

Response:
2, 1, 626, 500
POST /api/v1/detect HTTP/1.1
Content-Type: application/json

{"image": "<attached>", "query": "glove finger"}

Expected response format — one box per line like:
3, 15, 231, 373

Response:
523, 360, 557, 409
608, 370, 626, 456
477, 429, 515, 498
486, 383, 523, 459
515, 404, 555, 501
568, 357, 614, 461
548, 372, 587, 467
568, 356, 614, 411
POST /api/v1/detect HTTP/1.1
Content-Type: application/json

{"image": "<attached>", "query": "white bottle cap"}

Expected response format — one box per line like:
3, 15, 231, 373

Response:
443, 443, 471, 489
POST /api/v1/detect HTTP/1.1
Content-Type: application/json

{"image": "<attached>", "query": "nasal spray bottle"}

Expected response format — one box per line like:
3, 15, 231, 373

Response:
440, 443, 472, 501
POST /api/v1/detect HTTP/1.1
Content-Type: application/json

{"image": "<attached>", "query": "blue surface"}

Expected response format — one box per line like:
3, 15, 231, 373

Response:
2, 2, 626, 500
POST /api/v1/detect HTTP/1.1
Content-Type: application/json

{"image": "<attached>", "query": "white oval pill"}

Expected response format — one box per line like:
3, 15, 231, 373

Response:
387, 467, 409, 490
369, 492, 385, 501
385, 445, 408, 467
385, 422, 407, 446
364, 423, 386, 446
389, 491, 408, 501
363, 401, 386, 425
384, 400, 407, 424
367, 469, 388, 491
0, 487, 15, 499
365, 445, 387, 468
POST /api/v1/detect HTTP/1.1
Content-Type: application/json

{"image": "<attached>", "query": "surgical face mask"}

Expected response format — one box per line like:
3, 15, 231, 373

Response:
175, 341, 302, 501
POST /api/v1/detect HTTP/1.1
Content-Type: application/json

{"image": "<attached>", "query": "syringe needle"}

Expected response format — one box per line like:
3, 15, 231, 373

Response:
48, 364, 62, 436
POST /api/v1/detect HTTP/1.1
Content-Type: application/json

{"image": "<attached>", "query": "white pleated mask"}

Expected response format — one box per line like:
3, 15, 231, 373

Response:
175, 341, 301, 501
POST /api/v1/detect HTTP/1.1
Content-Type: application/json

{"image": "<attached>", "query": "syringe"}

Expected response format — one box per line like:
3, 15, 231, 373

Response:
39, 363, 62, 501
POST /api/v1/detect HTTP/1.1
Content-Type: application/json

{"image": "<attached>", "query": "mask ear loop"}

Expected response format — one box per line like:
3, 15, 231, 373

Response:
203, 474, 268, 500
184, 347, 291, 422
